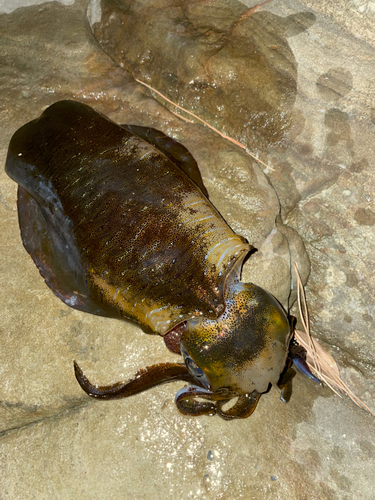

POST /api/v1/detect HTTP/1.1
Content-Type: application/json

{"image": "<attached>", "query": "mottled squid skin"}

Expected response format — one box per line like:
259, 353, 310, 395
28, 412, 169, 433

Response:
5, 100, 297, 419
183, 282, 291, 395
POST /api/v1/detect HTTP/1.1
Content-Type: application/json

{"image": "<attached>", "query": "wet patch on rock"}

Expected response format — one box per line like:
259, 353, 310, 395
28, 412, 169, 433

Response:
90, 0, 315, 151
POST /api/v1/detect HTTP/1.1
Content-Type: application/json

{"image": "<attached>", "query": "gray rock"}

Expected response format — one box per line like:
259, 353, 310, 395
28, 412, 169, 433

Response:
0, 0, 374, 499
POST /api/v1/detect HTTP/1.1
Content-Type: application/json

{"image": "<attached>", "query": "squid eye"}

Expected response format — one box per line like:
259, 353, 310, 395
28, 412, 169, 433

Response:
180, 345, 211, 389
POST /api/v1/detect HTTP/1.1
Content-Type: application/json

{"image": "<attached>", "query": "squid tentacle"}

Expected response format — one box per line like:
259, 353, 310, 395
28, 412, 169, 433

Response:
217, 391, 261, 420
175, 385, 245, 418
74, 361, 196, 400
175, 386, 219, 416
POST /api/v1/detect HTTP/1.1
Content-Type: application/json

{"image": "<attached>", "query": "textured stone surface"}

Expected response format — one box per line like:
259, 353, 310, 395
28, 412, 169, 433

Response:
0, 0, 374, 499
1, 383, 373, 500
0, 0, 74, 14
259, 0, 375, 398
299, 0, 375, 47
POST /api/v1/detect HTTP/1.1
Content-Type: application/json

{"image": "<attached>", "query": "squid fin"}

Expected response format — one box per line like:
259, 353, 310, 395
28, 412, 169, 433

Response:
120, 124, 209, 198
17, 186, 110, 317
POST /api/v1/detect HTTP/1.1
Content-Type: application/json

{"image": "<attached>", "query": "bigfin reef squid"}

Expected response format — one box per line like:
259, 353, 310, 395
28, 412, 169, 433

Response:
5, 100, 318, 420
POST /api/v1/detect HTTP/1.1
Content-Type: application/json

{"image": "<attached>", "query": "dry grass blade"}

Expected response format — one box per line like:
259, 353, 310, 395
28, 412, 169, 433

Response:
293, 263, 375, 416
135, 78, 274, 171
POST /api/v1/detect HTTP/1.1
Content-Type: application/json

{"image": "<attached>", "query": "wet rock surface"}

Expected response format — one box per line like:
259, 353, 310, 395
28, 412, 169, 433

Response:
0, 0, 374, 499
91, 0, 315, 152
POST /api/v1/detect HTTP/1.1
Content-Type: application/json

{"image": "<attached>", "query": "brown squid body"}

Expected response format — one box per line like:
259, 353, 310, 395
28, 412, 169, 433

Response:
5, 100, 294, 419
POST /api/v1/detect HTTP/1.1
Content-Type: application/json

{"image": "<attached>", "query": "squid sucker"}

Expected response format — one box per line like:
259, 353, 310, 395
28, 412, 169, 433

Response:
5, 100, 312, 420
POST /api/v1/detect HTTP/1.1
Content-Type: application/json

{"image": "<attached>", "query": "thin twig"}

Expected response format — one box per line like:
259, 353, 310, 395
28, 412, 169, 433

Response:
294, 262, 318, 375
169, 109, 194, 123
135, 78, 275, 171
228, 0, 274, 37
293, 263, 375, 416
